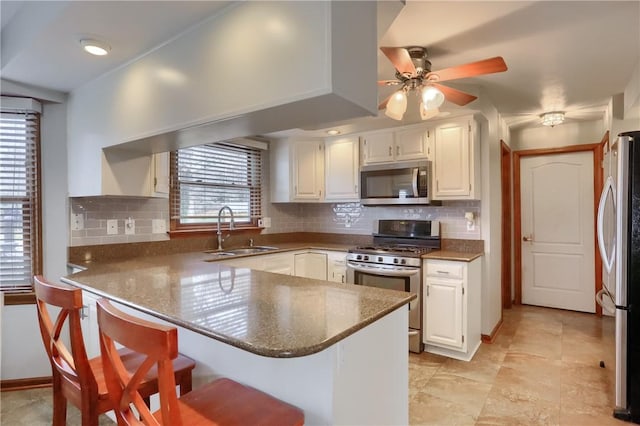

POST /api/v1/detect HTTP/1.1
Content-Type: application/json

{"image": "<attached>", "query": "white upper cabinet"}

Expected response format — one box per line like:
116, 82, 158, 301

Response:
97, 151, 169, 198
324, 137, 359, 201
432, 116, 480, 200
361, 124, 430, 165
293, 142, 325, 200
361, 130, 394, 164
270, 139, 324, 202
395, 126, 431, 161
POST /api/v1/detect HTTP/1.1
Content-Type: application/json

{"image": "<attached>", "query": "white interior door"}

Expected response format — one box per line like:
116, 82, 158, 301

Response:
521, 151, 595, 312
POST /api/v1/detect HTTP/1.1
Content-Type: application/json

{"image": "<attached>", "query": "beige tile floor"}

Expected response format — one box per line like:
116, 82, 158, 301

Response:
0, 305, 627, 425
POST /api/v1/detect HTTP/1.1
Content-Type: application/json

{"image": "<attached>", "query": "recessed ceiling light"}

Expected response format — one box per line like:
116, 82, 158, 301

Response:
326, 129, 341, 136
80, 39, 111, 56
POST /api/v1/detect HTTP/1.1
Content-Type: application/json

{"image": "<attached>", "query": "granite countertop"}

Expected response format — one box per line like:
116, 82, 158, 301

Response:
62, 250, 414, 358
423, 250, 483, 262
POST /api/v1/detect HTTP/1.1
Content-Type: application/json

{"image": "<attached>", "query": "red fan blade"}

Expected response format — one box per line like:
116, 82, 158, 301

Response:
426, 57, 507, 83
380, 47, 416, 75
378, 80, 402, 86
432, 83, 477, 106
378, 94, 393, 110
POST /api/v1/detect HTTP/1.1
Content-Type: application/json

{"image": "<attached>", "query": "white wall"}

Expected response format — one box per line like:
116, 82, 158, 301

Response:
1, 102, 68, 380
510, 120, 606, 151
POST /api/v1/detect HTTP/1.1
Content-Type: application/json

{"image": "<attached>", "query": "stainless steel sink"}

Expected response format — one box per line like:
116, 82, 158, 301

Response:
204, 246, 279, 256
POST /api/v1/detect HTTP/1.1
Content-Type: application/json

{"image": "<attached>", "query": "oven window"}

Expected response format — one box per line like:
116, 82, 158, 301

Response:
354, 271, 411, 293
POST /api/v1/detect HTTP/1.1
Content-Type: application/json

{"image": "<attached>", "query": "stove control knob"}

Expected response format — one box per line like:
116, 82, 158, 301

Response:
377, 256, 383, 262
356, 255, 362, 261
363, 255, 369, 261
400, 259, 407, 265
393, 258, 399, 264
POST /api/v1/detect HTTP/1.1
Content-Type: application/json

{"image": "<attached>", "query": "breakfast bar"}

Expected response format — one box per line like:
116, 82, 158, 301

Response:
62, 251, 414, 425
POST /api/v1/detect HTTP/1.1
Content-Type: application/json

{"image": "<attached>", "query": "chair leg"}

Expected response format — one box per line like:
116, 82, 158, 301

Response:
51, 375, 67, 426
177, 371, 193, 396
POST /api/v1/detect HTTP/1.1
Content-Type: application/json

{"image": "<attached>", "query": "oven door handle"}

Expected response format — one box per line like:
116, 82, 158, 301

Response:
347, 262, 420, 277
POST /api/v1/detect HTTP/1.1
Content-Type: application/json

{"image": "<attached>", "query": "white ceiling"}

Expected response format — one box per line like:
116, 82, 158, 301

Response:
1, 1, 639, 133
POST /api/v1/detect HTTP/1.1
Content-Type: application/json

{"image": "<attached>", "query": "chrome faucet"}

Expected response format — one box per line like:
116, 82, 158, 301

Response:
216, 205, 235, 251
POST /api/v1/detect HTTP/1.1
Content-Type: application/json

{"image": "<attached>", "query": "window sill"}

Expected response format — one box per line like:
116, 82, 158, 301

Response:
169, 226, 264, 238
3, 292, 36, 305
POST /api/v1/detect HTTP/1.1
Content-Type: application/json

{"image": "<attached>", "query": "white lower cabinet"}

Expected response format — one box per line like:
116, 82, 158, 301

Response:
260, 253, 294, 275
327, 251, 347, 283
294, 252, 328, 280
423, 257, 482, 361
80, 291, 101, 359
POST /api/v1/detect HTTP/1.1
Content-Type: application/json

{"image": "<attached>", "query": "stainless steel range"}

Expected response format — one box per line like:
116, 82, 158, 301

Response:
346, 219, 440, 353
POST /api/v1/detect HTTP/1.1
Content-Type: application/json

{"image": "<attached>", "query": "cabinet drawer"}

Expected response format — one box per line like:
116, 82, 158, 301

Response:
425, 261, 464, 279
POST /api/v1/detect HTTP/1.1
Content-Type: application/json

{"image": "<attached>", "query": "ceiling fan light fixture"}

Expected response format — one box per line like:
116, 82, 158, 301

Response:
80, 39, 111, 56
541, 111, 565, 127
421, 86, 445, 110
385, 89, 408, 120
420, 104, 440, 121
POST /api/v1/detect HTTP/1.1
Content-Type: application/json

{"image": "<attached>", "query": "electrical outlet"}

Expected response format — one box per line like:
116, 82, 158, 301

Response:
107, 219, 118, 235
70, 213, 84, 231
152, 219, 166, 234
125, 218, 135, 235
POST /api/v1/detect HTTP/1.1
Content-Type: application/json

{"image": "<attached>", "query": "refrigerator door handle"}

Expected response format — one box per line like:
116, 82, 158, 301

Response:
597, 175, 616, 273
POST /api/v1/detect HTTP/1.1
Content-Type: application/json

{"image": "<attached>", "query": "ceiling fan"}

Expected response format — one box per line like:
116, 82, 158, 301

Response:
378, 46, 508, 120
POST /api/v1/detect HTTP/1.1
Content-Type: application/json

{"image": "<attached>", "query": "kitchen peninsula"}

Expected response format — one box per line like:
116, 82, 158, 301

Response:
62, 250, 413, 425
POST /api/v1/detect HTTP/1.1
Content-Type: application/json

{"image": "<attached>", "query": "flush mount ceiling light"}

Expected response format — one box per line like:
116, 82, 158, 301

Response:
378, 46, 508, 121
541, 111, 565, 127
80, 39, 111, 56
326, 129, 341, 136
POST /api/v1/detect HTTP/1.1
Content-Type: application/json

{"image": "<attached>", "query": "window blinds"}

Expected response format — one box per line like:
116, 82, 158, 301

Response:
0, 112, 41, 292
170, 143, 262, 226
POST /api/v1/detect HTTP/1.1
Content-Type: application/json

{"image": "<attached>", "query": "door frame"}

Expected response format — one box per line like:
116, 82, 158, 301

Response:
501, 140, 512, 309
513, 136, 607, 314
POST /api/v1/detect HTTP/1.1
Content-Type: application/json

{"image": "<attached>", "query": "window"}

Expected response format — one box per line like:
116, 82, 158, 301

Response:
0, 110, 41, 295
170, 142, 262, 230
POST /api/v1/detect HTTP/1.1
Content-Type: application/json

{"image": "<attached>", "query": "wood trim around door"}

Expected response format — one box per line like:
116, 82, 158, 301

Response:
513, 141, 604, 309
501, 140, 512, 309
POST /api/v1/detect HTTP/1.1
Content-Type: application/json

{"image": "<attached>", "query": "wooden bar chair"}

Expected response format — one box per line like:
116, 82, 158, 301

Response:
96, 298, 305, 426
34, 276, 196, 426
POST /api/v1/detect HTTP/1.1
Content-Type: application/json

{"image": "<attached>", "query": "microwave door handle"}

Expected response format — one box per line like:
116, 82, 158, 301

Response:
412, 168, 419, 197
596, 176, 616, 273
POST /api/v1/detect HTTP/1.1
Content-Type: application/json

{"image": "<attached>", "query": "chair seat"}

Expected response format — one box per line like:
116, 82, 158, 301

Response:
154, 378, 304, 426
90, 348, 196, 400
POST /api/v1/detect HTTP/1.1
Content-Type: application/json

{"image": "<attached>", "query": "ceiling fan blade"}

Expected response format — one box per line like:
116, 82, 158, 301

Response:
432, 83, 477, 106
426, 56, 507, 83
380, 47, 416, 75
378, 94, 393, 110
378, 80, 402, 86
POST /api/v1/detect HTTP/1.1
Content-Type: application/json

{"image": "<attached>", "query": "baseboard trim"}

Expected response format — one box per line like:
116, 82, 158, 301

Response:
481, 316, 504, 344
1, 376, 52, 392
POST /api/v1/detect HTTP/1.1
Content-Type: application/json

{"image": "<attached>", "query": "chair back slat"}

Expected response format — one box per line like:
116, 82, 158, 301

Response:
34, 275, 97, 394
97, 298, 182, 426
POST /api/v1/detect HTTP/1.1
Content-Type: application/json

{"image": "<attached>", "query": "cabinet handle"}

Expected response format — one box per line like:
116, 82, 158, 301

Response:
436, 180, 439, 191
426, 285, 429, 296
80, 305, 89, 320
388, 146, 392, 156
354, 184, 358, 193
396, 145, 400, 156
436, 270, 450, 274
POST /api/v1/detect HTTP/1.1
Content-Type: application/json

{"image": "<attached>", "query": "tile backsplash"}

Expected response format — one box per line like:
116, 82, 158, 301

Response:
70, 197, 170, 246
265, 200, 481, 239
70, 197, 480, 247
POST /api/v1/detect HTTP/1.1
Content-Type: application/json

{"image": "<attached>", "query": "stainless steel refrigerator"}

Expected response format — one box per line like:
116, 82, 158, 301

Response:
597, 130, 640, 423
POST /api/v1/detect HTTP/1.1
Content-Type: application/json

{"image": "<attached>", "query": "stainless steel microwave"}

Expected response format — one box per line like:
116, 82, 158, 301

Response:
359, 160, 433, 205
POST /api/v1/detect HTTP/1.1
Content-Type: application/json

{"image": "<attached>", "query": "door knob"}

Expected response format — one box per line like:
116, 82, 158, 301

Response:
523, 235, 533, 242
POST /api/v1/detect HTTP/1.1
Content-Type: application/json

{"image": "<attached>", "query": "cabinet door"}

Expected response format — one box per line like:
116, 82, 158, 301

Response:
326, 252, 347, 283
424, 278, 464, 348
294, 252, 327, 280
433, 120, 470, 198
293, 142, 324, 200
324, 137, 359, 200
361, 131, 394, 164
260, 253, 294, 275
395, 127, 429, 161
152, 152, 170, 197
